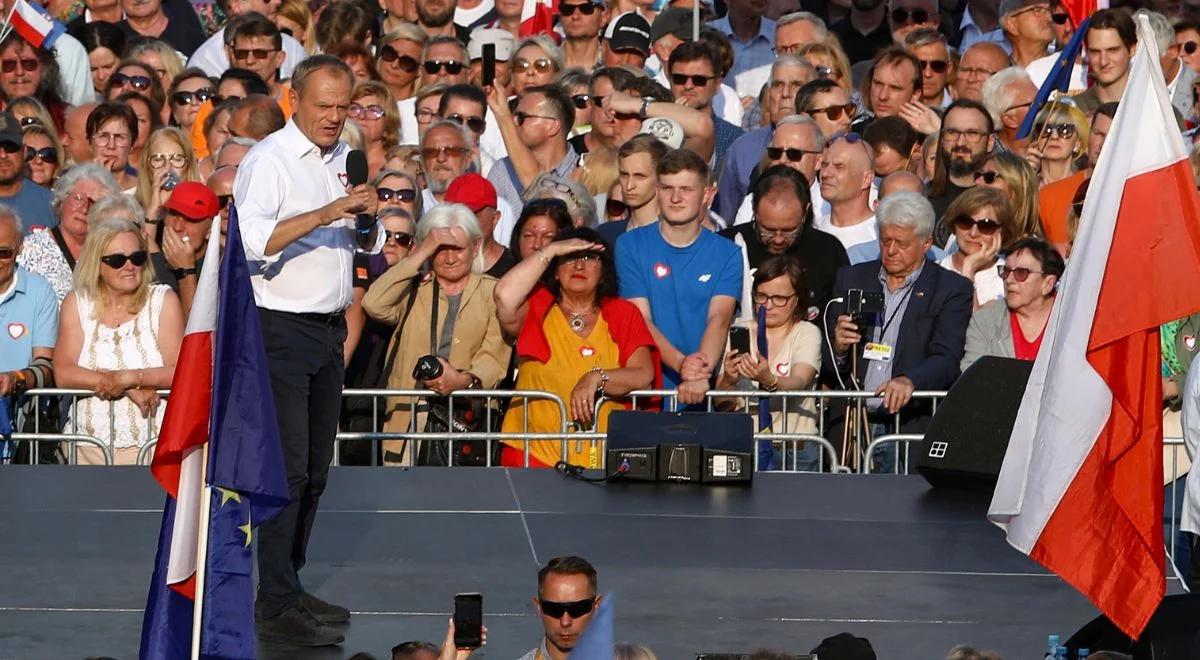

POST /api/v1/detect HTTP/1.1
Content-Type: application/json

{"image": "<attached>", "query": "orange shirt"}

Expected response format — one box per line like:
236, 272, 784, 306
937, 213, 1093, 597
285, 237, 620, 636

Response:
1038, 170, 1087, 246
189, 82, 295, 158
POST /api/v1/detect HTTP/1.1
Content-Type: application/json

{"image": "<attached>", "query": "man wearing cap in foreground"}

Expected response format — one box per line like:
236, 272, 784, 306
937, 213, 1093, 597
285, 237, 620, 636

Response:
155, 181, 220, 315
561, 0, 609, 71
0, 112, 53, 233
603, 12, 652, 68
444, 173, 518, 277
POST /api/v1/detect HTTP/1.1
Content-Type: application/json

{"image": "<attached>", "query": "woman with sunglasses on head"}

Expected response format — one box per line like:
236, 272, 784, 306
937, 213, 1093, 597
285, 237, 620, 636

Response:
796, 42, 854, 97
373, 169, 423, 219
938, 186, 1018, 310
1026, 103, 1089, 186
53, 215, 183, 465
78, 22, 126, 100
349, 81, 401, 179
166, 68, 216, 135
974, 151, 1043, 239
22, 124, 63, 188
9, 96, 56, 132
511, 36, 562, 95
495, 226, 658, 468
0, 32, 69, 133
377, 25, 427, 103
961, 235, 1065, 372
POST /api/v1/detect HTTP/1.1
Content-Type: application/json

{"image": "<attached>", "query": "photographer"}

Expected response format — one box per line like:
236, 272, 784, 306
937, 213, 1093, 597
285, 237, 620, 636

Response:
823, 192, 973, 472
362, 204, 511, 466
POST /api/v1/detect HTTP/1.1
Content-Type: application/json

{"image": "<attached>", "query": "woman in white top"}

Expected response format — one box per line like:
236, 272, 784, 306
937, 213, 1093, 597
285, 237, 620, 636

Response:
53, 215, 183, 464
716, 256, 823, 470
938, 186, 1017, 310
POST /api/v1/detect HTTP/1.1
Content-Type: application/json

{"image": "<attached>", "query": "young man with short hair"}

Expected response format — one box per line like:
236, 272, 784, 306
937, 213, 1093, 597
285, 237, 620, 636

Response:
1072, 9, 1137, 116
600, 134, 669, 246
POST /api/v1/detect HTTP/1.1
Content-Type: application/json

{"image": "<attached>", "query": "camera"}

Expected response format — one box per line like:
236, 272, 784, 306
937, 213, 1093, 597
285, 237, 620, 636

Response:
845, 288, 884, 326
412, 354, 444, 381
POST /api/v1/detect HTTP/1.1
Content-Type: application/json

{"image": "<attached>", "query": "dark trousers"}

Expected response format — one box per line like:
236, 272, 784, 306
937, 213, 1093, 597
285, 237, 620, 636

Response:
255, 308, 346, 619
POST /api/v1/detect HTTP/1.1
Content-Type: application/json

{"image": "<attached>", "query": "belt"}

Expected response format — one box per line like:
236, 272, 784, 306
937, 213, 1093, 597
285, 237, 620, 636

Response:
265, 308, 346, 326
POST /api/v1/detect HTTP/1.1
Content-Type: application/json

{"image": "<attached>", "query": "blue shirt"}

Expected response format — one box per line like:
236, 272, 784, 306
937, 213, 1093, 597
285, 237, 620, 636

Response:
3, 180, 55, 233
709, 15, 777, 96
616, 224, 743, 387
714, 127, 771, 223
0, 267, 59, 372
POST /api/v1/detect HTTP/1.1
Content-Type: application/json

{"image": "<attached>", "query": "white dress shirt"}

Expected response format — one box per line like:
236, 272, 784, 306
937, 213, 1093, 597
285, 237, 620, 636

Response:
52, 33, 95, 105
235, 119, 382, 314
1181, 361, 1200, 537
188, 28, 309, 79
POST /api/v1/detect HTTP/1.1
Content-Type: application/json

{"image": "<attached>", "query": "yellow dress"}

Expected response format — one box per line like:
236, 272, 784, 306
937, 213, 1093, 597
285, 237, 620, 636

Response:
501, 306, 622, 468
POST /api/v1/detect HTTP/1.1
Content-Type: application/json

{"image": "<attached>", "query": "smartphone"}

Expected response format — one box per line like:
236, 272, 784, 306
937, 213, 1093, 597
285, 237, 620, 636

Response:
482, 44, 496, 87
729, 325, 751, 356
453, 592, 482, 649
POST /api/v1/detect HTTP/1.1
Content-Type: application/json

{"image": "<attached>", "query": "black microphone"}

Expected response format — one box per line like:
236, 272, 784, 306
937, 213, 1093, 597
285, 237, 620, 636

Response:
345, 149, 373, 232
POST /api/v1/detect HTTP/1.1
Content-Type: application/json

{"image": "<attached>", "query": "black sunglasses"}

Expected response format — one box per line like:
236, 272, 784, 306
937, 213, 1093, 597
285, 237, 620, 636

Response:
212, 94, 243, 105
1183, 41, 1199, 55
0, 246, 15, 259
423, 59, 465, 75
0, 57, 38, 73
18, 116, 41, 127
973, 170, 999, 184
111, 72, 152, 90
806, 103, 856, 121
605, 197, 628, 219
1051, 12, 1069, 24
100, 250, 149, 269
890, 8, 929, 25
384, 230, 415, 247
559, 1, 598, 15
538, 598, 596, 619
766, 146, 818, 162
590, 95, 606, 108
952, 215, 1002, 235
571, 94, 590, 109
217, 194, 232, 210
380, 46, 420, 72
670, 73, 713, 87
378, 187, 417, 202
171, 88, 216, 106
919, 59, 949, 74
445, 112, 487, 133
0, 140, 22, 154
24, 146, 57, 164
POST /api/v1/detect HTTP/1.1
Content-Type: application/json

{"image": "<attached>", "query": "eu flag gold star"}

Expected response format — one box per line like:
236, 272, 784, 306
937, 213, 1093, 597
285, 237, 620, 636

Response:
217, 488, 242, 506
238, 510, 253, 547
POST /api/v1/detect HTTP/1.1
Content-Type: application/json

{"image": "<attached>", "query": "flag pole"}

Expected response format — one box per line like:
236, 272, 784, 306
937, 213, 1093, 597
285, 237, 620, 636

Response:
189, 443, 213, 659
0, 2, 21, 49
692, 0, 699, 40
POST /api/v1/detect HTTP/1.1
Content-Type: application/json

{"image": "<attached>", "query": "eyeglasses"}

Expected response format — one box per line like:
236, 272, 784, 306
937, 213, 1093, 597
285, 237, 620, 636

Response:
590, 95, 606, 108
766, 146, 820, 162
958, 66, 997, 79
100, 250, 149, 269
562, 252, 602, 266
378, 187, 417, 202
973, 170, 1000, 184
513, 58, 556, 74
815, 65, 834, 79
149, 152, 187, 168
171, 88, 216, 106
212, 93, 242, 105
919, 59, 949, 74
998, 265, 1043, 282
1, 57, 39, 73
806, 103, 856, 121
755, 223, 802, 240
1010, 4, 1050, 19
559, 1, 598, 15
217, 194, 232, 210
90, 132, 132, 146
952, 215, 1002, 234
514, 111, 559, 126
1051, 12, 1070, 24
232, 47, 277, 61
890, 8, 929, 25
66, 192, 102, 208
111, 73, 151, 90
571, 94, 590, 109
349, 103, 386, 120
943, 128, 990, 144
670, 73, 714, 87
18, 116, 40, 127
24, 146, 58, 164
0, 246, 15, 259
1182, 41, 1199, 55
605, 198, 628, 219
1040, 123, 1076, 139
384, 230, 414, 247
421, 145, 469, 160
829, 130, 863, 146
416, 107, 438, 122
380, 46, 420, 72
0, 140, 21, 154
538, 598, 596, 619
423, 59, 465, 75
753, 292, 797, 307
445, 113, 486, 133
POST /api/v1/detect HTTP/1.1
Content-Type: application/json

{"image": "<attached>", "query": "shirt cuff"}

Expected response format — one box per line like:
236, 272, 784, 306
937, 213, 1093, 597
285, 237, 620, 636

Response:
239, 217, 283, 267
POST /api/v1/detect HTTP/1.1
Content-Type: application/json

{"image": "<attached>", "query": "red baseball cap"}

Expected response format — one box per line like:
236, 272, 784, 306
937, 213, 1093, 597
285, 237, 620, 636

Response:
444, 173, 497, 213
163, 182, 220, 221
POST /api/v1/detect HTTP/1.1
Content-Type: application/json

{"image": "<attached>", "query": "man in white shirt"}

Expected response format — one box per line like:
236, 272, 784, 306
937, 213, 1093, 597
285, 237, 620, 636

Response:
815, 135, 879, 264
234, 55, 379, 648
187, 0, 308, 79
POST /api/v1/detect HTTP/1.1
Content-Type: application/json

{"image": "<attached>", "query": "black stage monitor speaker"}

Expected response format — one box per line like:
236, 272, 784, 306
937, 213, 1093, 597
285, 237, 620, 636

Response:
916, 356, 1033, 490
1066, 593, 1200, 659
607, 411, 753, 483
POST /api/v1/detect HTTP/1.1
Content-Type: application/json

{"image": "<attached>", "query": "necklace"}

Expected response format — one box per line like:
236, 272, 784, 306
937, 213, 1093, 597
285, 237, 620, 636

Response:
561, 305, 595, 332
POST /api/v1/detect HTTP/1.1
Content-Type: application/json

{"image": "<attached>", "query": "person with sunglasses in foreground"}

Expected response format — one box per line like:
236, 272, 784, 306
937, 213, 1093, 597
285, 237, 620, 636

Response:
518, 556, 603, 660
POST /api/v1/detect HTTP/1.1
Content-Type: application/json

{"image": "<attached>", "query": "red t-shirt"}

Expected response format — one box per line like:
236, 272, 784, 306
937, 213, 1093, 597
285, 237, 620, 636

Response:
1009, 312, 1047, 360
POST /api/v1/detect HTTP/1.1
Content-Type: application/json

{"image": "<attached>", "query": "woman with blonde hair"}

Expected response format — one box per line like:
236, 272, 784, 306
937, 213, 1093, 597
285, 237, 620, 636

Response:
512, 35, 563, 94
22, 123, 64, 188
350, 81, 401, 178
939, 186, 1017, 309
1028, 102, 1089, 186
577, 146, 618, 197
135, 127, 200, 221
275, 0, 317, 54
975, 151, 1042, 239
52, 216, 183, 464
377, 24, 427, 103
797, 42, 853, 95
128, 40, 184, 123
8, 96, 55, 130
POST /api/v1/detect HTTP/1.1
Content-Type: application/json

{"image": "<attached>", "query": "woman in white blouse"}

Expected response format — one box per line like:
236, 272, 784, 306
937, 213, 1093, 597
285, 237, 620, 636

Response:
53, 215, 183, 464
938, 186, 1018, 310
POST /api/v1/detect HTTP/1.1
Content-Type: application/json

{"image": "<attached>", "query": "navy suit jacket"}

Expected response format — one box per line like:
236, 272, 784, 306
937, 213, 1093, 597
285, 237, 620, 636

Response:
822, 259, 974, 394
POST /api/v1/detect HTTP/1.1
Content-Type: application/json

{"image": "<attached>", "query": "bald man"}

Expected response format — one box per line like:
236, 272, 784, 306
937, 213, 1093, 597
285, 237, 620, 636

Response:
228, 94, 286, 140
878, 171, 925, 202
814, 137, 879, 264
62, 102, 98, 164
954, 42, 1010, 102
207, 165, 235, 250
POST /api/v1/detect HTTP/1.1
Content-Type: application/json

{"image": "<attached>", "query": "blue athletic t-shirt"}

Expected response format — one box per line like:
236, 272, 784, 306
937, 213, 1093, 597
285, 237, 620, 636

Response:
616, 224, 743, 387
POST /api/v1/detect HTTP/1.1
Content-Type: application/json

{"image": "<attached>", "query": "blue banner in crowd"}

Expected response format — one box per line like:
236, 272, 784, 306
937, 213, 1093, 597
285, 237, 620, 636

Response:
1017, 17, 1091, 140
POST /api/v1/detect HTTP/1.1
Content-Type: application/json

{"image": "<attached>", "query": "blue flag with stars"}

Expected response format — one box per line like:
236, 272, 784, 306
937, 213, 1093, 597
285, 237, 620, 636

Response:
1017, 17, 1090, 141
200, 208, 289, 658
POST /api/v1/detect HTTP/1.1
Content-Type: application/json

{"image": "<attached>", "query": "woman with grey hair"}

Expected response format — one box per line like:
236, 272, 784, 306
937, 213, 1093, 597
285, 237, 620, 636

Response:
17, 163, 122, 300
524, 172, 598, 227
362, 204, 511, 465
512, 35, 563, 94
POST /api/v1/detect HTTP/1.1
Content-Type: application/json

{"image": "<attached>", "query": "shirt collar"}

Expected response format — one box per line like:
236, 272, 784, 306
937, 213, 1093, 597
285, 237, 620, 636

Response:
0, 267, 22, 304
714, 15, 775, 44
877, 260, 925, 289
278, 118, 347, 161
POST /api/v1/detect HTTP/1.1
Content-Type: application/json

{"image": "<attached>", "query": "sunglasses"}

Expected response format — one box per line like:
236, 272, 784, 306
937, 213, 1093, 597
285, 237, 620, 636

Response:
559, 1, 598, 15
232, 48, 276, 61
423, 59, 465, 75
100, 250, 149, 269
973, 170, 999, 184
806, 103, 856, 121
1051, 12, 1069, 24
1183, 41, 1199, 55
998, 265, 1043, 282
24, 146, 57, 164
18, 116, 41, 127
378, 187, 417, 202
421, 145, 469, 160
1, 57, 39, 73
445, 112, 487, 133
919, 59, 949, 74
605, 197, 628, 219
562, 251, 601, 266
514, 111, 558, 126
890, 8, 929, 25
213, 94, 242, 105
217, 194, 232, 210
0, 140, 22, 154
171, 88, 216, 106
0, 246, 15, 259
1040, 123, 1076, 139
829, 130, 863, 146
111, 72, 151, 90
349, 103, 386, 120
766, 146, 819, 162
953, 215, 1002, 234
380, 46, 420, 72
815, 65, 834, 79
514, 58, 556, 74
670, 73, 713, 87
571, 94, 590, 109
384, 230, 414, 247
538, 598, 596, 619
590, 95, 606, 108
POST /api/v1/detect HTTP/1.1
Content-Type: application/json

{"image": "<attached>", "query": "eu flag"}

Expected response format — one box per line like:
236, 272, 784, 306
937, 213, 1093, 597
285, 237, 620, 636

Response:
1016, 17, 1090, 141
567, 592, 614, 660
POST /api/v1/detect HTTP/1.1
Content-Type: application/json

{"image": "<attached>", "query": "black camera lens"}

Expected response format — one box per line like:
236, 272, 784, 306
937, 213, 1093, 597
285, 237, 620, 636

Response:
412, 355, 444, 381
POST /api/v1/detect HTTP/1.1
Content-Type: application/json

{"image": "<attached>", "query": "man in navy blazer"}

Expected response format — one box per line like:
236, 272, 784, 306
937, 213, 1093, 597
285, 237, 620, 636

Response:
822, 191, 973, 471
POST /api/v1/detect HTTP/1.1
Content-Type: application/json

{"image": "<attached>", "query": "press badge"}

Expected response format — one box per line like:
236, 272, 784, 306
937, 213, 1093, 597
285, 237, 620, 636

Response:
863, 342, 893, 362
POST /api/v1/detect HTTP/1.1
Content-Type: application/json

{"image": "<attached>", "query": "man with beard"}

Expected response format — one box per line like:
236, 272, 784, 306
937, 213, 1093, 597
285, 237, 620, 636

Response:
416, 0, 472, 44
0, 112, 52, 231
420, 120, 516, 244
926, 99, 995, 243
831, 0, 892, 65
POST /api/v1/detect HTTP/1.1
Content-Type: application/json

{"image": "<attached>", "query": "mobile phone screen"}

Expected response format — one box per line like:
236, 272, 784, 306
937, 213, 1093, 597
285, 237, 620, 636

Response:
482, 44, 495, 87
453, 593, 482, 649
729, 326, 751, 355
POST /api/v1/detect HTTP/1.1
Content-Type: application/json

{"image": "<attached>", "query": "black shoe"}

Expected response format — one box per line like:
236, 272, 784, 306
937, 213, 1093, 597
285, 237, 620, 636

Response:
256, 605, 345, 647
298, 592, 352, 624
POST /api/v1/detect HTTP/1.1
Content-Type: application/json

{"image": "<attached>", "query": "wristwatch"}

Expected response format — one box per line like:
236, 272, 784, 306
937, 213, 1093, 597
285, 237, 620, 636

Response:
639, 96, 654, 118
466, 373, 482, 389
172, 267, 197, 279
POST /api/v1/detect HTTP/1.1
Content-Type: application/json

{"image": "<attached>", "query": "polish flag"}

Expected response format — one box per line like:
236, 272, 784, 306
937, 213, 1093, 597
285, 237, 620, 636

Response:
148, 222, 220, 600
988, 15, 1200, 639
0, 0, 65, 49
519, 0, 556, 38
1059, 0, 1108, 29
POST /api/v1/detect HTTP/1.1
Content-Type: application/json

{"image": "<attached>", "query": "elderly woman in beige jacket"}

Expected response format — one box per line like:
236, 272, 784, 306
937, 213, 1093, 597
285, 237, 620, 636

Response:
363, 204, 511, 465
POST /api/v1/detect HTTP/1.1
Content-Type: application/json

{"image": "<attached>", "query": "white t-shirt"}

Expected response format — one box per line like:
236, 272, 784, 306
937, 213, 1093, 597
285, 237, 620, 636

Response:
187, 27, 310, 79
455, 0, 495, 27
937, 253, 1005, 307
813, 213, 879, 264
1025, 53, 1087, 94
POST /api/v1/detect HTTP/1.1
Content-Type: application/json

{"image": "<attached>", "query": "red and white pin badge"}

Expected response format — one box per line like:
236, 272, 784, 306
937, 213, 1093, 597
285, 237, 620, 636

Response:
579, 346, 595, 357
337, 172, 349, 187
653, 262, 670, 279
7, 323, 26, 339
1185, 335, 1197, 351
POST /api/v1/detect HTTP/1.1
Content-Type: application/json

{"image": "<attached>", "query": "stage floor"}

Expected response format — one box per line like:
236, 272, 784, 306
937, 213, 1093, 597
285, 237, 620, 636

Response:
0, 467, 1105, 659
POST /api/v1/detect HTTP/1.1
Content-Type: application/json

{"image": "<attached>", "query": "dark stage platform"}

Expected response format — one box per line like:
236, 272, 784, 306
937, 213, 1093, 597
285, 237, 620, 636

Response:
0, 467, 1104, 659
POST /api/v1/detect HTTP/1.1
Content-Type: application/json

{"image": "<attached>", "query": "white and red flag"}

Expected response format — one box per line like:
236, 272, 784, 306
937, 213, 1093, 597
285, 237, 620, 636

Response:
988, 15, 1200, 639
519, 0, 556, 38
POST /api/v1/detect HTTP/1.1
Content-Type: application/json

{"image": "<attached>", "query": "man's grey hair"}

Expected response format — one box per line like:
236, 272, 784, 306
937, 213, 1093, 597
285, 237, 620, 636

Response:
422, 35, 468, 63
380, 23, 428, 50
981, 66, 1035, 126
87, 193, 145, 228
524, 173, 597, 227
777, 11, 827, 39
904, 27, 947, 49
876, 191, 934, 238
516, 35, 564, 70
417, 203, 485, 273
420, 120, 480, 194
1135, 9, 1172, 56
216, 136, 257, 165
422, 119, 475, 152
52, 163, 120, 213
291, 54, 354, 95
774, 113, 827, 149
769, 55, 816, 84
0, 203, 23, 235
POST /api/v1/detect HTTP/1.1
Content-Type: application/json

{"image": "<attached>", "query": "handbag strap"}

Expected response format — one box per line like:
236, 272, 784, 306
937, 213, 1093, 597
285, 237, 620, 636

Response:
378, 279, 422, 386
429, 278, 440, 356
